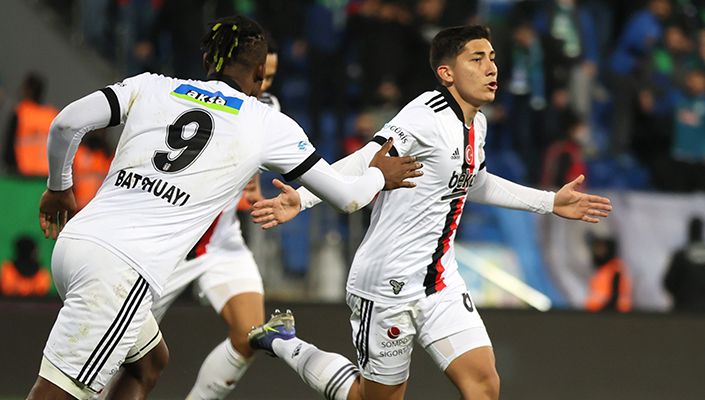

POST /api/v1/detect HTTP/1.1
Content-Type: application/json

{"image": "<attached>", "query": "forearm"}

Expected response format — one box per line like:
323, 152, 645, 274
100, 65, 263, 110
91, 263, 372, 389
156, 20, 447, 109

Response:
47, 91, 112, 190
296, 156, 383, 213
467, 170, 555, 214
298, 142, 380, 210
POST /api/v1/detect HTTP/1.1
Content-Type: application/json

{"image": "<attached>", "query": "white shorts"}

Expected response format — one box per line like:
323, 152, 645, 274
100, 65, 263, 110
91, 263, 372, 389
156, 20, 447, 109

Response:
151, 249, 263, 321
42, 237, 157, 393
346, 284, 492, 385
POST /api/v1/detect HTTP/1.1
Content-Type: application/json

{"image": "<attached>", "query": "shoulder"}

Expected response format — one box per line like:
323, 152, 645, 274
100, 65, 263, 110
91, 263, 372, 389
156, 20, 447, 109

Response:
388, 91, 443, 136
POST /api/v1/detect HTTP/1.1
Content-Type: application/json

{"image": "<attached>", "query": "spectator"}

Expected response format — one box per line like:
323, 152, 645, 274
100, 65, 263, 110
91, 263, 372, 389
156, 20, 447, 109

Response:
657, 68, 705, 191
72, 130, 113, 210
2, 72, 58, 177
664, 217, 705, 312
533, 0, 598, 119
505, 21, 546, 184
585, 234, 632, 312
608, 0, 672, 155
0, 235, 51, 297
541, 110, 589, 189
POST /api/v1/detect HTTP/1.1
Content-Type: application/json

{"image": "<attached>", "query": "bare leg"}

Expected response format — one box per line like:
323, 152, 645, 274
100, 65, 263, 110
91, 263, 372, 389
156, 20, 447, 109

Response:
27, 376, 75, 400
104, 338, 169, 399
220, 292, 265, 357
444, 346, 500, 400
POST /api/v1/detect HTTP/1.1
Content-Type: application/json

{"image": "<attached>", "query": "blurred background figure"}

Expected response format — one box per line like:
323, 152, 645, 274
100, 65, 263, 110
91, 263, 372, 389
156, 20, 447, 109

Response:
72, 129, 113, 210
664, 217, 705, 312
2, 72, 58, 177
0, 235, 51, 297
541, 109, 589, 189
585, 234, 632, 312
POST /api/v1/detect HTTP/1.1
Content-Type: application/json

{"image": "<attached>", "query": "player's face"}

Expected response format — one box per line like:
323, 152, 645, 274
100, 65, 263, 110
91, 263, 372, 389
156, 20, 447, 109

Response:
261, 53, 278, 92
450, 39, 498, 107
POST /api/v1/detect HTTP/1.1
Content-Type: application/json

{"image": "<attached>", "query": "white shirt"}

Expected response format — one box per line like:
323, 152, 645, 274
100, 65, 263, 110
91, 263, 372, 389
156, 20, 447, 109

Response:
50, 73, 383, 297
298, 87, 554, 304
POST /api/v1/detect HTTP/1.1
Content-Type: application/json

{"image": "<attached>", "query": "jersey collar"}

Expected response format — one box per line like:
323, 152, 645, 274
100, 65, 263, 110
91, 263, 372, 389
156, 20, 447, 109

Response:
436, 85, 465, 124
208, 75, 244, 93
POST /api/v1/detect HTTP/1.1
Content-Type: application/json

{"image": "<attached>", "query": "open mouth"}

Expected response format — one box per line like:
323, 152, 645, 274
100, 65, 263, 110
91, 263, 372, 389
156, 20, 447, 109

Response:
487, 81, 498, 91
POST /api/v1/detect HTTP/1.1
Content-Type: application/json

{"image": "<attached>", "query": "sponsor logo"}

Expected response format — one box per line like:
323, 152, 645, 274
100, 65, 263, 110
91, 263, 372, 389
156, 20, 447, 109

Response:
378, 336, 412, 358
383, 124, 410, 144
451, 148, 460, 160
298, 141, 308, 151
389, 279, 405, 295
387, 326, 401, 339
170, 84, 243, 114
447, 169, 475, 191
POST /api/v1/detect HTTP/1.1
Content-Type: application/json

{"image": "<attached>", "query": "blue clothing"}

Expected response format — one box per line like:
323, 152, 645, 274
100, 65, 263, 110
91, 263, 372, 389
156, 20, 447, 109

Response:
610, 10, 662, 75
672, 92, 705, 161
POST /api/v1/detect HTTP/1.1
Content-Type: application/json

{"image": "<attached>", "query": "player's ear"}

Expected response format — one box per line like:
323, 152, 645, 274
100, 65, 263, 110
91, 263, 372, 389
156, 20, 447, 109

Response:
436, 65, 454, 87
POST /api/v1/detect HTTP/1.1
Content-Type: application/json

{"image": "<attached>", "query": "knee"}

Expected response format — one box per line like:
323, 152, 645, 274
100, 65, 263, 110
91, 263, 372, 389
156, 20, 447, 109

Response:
466, 368, 500, 400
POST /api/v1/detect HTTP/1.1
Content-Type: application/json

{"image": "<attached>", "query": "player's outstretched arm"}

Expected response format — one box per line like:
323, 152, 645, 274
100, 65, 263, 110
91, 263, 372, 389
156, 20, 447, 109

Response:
253, 139, 422, 228
552, 175, 612, 223
251, 179, 300, 229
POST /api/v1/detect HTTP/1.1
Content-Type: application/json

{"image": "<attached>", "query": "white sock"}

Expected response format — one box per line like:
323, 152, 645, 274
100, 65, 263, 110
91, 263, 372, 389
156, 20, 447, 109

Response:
272, 337, 359, 400
186, 339, 252, 400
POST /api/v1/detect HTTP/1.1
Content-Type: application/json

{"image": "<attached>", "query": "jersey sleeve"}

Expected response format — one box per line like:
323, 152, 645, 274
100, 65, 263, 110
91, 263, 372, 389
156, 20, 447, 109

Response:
260, 110, 321, 181
101, 72, 152, 127
369, 102, 436, 157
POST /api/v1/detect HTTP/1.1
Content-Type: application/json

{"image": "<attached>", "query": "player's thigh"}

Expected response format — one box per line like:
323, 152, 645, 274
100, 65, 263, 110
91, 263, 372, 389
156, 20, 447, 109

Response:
358, 376, 408, 400
197, 250, 264, 316
220, 292, 265, 340
43, 237, 154, 394
151, 256, 207, 322
443, 345, 498, 395
346, 293, 414, 391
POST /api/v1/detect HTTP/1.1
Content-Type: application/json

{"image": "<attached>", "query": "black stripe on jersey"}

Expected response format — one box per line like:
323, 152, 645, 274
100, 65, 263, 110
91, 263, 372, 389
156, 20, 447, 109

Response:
77, 277, 149, 385
429, 98, 447, 109
436, 85, 465, 123
370, 135, 399, 157
424, 198, 463, 296
99, 88, 120, 127
441, 190, 467, 201
433, 103, 450, 113
480, 161, 486, 170
282, 153, 323, 182
325, 364, 358, 400
424, 93, 443, 106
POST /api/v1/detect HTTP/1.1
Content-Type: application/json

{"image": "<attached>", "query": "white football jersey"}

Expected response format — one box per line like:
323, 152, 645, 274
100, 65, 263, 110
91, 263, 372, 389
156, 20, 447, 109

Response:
189, 91, 282, 258
60, 73, 319, 296
347, 87, 487, 303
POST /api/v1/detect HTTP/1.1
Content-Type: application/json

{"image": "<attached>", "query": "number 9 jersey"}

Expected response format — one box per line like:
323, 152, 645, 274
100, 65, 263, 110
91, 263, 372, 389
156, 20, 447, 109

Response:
59, 72, 320, 298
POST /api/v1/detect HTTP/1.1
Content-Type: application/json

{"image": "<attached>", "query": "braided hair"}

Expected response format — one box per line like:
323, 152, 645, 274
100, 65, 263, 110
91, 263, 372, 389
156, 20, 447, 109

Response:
201, 15, 267, 77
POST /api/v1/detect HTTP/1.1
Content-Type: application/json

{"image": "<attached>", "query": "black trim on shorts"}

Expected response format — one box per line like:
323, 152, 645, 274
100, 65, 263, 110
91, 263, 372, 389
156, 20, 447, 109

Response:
480, 161, 486, 170
282, 153, 323, 182
370, 135, 399, 157
99, 88, 121, 127
124, 331, 160, 364
354, 298, 374, 369
77, 277, 149, 386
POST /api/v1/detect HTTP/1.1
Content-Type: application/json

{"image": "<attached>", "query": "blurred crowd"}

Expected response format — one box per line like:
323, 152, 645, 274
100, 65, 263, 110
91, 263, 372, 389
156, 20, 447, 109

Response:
31, 0, 705, 193
3, 0, 705, 306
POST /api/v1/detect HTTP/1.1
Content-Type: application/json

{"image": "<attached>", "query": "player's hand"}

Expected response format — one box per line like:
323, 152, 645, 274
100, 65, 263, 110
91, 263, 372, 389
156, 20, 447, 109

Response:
39, 188, 77, 239
553, 175, 612, 223
369, 138, 423, 190
251, 179, 301, 229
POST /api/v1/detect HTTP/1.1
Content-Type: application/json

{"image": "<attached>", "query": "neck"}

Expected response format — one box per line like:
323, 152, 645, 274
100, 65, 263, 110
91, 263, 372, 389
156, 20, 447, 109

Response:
447, 85, 480, 126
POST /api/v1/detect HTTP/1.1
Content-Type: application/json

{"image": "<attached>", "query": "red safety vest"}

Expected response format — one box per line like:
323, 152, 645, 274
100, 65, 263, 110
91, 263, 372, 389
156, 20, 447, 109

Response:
0, 261, 51, 297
